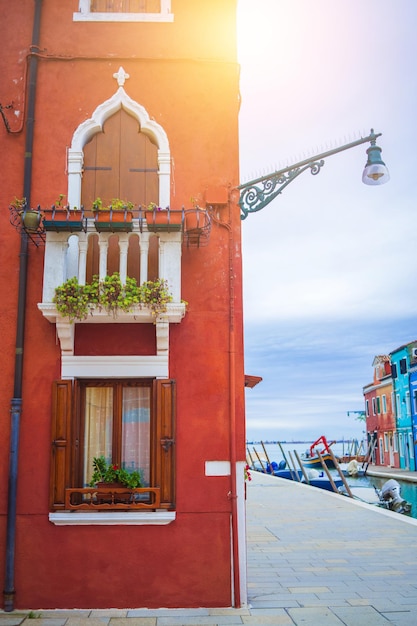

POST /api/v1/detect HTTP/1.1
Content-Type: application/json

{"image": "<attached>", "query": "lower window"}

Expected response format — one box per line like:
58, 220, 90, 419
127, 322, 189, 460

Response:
50, 378, 175, 511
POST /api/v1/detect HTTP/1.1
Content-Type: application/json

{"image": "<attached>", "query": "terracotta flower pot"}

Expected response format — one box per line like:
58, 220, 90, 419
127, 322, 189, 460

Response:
94, 209, 133, 232
145, 209, 183, 232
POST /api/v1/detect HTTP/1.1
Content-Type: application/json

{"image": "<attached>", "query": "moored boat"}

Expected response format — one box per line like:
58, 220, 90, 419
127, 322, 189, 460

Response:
300, 435, 339, 469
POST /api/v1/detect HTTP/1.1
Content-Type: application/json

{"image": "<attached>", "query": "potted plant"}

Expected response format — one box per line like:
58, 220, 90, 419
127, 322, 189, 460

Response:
89, 455, 142, 505
43, 194, 85, 232
93, 197, 134, 232
145, 202, 183, 232
12, 197, 42, 233
89, 455, 142, 489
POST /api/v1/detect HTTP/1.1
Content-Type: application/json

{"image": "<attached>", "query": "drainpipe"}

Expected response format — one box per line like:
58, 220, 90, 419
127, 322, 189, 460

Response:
4, 0, 42, 612
212, 202, 241, 607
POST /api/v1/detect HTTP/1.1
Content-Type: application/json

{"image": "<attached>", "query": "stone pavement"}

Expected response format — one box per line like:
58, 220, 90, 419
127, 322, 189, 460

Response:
2, 469, 417, 625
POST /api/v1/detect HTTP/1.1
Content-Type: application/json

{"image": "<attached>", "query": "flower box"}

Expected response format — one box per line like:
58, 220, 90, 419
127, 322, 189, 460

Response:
43, 208, 85, 232
145, 209, 183, 232
94, 209, 133, 232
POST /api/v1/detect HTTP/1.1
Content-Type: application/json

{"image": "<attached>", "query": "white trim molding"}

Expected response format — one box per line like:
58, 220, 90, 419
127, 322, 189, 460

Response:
49, 510, 176, 525
61, 355, 168, 379
74, 0, 173, 22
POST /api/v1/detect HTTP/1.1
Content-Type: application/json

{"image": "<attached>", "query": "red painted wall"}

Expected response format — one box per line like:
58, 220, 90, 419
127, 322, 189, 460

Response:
0, 0, 244, 610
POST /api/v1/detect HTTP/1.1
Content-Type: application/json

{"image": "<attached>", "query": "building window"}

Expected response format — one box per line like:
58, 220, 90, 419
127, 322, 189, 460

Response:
379, 438, 384, 464
372, 397, 376, 416
393, 431, 398, 453
391, 363, 397, 378
50, 378, 175, 512
366, 399, 369, 416
399, 432, 404, 457
400, 358, 407, 375
376, 396, 381, 415
396, 394, 401, 418
74, 0, 174, 22
382, 394, 387, 414
409, 432, 414, 459
406, 391, 411, 417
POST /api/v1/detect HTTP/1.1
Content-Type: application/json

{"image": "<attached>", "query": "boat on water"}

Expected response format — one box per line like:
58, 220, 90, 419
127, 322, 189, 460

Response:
251, 459, 303, 481
341, 479, 412, 515
339, 459, 366, 478
303, 469, 344, 492
300, 435, 339, 469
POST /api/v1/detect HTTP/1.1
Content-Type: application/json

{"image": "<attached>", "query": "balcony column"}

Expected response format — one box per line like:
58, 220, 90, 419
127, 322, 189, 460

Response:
119, 236, 129, 284
78, 236, 88, 285
139, 233, 150, 285
99, 237, 108, 280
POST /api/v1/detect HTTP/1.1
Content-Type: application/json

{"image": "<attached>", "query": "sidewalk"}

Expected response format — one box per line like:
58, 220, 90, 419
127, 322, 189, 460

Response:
2, 470, 417, 625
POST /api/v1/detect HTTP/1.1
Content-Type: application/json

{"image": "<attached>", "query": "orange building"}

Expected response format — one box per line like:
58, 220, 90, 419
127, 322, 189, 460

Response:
0, 0, 247, 611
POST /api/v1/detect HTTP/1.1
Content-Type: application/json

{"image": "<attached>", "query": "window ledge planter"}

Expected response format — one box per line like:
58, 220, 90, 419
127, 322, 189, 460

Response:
145, 208, 183, 232
43, 207, 85, 232
38, 302, 186, 324
94, 209, 134, 232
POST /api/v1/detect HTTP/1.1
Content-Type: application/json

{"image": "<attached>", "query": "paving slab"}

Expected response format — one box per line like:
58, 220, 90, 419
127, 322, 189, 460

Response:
3, 467, 417, 624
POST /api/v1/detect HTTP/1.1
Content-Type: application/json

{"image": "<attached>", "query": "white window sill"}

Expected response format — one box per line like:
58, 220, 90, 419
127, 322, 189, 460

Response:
49, 511, 176, 526
73, 13, 174, 22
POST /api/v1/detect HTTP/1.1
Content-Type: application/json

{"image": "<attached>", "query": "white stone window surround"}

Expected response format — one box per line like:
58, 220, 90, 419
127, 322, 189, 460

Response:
74, 0, 174, 22
68, 67, 171, 212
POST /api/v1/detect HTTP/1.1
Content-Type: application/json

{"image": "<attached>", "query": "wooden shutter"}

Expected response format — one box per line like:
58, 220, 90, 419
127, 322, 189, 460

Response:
81, 110, 158, 209
154, 379, 175, 509
49, 380, 72, 510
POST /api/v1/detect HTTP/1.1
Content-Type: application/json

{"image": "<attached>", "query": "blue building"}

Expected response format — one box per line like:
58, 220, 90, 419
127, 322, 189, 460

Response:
390, 342, 417, 470
408, 356, 417, 464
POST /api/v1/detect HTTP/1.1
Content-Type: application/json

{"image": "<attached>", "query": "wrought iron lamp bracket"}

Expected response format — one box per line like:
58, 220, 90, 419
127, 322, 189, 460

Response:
238, 129, 384, 220
239, 160, 325, 220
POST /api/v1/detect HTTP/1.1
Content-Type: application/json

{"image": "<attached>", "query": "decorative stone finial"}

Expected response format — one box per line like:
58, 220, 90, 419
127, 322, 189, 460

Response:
113, 66, 130, 87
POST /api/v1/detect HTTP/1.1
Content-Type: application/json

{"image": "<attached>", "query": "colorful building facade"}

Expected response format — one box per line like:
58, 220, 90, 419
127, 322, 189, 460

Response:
390, 343, 417, 470
363, 356, 397, 467
0, 0, 247, 611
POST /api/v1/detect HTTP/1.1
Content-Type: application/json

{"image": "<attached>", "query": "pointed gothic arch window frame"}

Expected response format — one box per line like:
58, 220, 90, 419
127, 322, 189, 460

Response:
67, 81, 171, 211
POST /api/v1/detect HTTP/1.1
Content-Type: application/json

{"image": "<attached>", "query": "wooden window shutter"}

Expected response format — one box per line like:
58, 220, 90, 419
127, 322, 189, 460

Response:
49, 380, 72, 510
154, 379, 175, 509
82, 110, 158, 208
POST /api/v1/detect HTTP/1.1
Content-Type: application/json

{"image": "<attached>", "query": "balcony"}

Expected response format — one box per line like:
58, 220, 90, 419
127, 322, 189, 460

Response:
38, 212, 186, 368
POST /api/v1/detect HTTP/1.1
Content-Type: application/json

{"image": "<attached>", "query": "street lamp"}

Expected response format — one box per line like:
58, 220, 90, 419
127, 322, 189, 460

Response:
238, 129, 389, 220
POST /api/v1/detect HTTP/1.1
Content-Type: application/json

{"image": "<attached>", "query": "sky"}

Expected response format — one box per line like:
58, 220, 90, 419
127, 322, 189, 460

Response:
237, 0, 417, 443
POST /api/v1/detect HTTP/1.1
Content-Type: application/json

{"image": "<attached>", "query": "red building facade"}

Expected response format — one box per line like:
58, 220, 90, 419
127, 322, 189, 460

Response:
363, 355, 398, 467
0, 0, 246, 611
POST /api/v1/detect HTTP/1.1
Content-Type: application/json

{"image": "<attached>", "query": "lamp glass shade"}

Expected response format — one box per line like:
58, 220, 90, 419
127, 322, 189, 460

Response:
362, 163, 390, 186
362, 144, 390, 186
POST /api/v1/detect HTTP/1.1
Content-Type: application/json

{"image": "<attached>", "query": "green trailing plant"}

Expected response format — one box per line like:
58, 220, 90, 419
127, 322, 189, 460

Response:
53, 276, 90, 322
89, 456, 142, 489
53, 273, 174, 321
97, 272, 140, 316
139, 278, 173, 315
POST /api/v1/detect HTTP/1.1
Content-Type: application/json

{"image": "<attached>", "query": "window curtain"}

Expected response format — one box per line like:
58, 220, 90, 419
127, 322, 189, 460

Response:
83, 387, 113, 485
122, 386, 150, 485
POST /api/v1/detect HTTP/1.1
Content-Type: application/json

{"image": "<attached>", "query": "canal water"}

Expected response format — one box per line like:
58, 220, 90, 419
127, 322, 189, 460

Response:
248, 441, 417, 519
